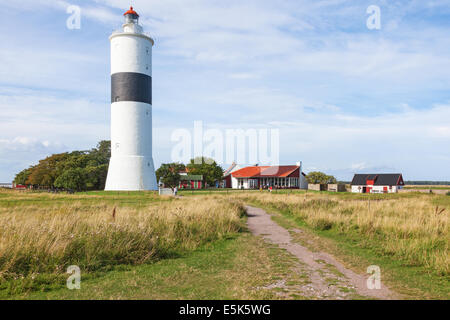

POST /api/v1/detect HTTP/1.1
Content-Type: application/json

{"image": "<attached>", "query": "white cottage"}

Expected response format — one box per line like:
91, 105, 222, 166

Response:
229, 162, 308, 190
351, 174, 405, 194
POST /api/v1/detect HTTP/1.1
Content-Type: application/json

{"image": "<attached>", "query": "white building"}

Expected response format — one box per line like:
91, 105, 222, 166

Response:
229, 162, 308, 190
351, 174, 405, 193
221, 162, 242, 188
105, 7, 158, 191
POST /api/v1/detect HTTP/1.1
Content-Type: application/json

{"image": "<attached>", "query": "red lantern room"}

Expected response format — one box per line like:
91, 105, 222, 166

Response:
124, 6, 139, 24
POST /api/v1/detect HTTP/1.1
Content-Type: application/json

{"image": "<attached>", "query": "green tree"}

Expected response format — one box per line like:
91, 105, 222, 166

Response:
84, 165, 108, 190
54, 168, 87, 191
27, 153, 71, 186
156, 163, 185, 189
186, 157, 223, 187
95, 164, 109, 190
90, 140, 111, 165
306, 171, 337, 184
14, 167, 34, 185
13, 140, 111, 191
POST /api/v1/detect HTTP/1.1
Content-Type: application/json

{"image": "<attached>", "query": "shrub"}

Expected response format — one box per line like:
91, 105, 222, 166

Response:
312, 218, 333, 231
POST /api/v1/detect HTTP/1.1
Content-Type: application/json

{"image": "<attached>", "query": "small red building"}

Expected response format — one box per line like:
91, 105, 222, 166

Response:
178, 174, 203, 189
171, 167, 204, 189
12, 183, 26, 190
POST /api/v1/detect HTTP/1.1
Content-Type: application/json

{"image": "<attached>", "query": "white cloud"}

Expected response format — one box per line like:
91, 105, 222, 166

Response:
0, 136, 68, 182
0, 87, 110, 181
0, 137, 63, 152
150, 102, 450, 180
351, 162, 368, 171
276, 104, 450, 180
430, 126, 450, 138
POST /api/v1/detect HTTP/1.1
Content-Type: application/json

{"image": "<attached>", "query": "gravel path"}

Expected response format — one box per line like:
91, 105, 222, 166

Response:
246, 205, 399, 300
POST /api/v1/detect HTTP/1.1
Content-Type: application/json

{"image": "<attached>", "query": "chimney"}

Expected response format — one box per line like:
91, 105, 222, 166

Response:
296, 161, 303, 178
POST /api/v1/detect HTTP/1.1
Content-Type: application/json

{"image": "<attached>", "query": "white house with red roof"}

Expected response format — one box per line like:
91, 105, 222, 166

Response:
221, 162, 242, 188
229, 162, 308, 190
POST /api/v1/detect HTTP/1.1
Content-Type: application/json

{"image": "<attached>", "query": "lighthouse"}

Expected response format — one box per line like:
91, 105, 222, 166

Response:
105, 7, 158, 191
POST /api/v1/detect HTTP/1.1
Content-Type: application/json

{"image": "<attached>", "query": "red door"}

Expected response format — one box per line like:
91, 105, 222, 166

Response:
383, 186, 388, 193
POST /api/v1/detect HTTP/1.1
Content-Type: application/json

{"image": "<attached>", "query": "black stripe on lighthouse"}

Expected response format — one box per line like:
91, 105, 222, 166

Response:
111, 72, 152, 104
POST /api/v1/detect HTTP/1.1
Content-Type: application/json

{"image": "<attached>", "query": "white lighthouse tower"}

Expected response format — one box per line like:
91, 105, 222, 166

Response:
105, 7, 158, 191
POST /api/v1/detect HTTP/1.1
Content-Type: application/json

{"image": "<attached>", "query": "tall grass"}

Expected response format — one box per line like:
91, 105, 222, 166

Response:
238, 193, 449, 276
0, 194, 244, 280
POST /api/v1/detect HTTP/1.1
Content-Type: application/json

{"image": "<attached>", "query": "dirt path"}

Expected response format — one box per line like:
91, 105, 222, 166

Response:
246, 205, 399, 300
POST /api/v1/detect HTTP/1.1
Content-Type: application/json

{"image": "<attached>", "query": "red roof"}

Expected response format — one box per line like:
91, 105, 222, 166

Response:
232, 166, 269, 178
124, 6, 139, 16
232, 165, 300, 178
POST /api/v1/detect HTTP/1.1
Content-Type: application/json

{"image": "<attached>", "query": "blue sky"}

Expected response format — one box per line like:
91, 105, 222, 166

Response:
0, 0, 449, 182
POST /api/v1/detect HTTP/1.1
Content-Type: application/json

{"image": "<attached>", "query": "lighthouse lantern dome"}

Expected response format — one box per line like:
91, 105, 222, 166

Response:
124, 6, 139, 24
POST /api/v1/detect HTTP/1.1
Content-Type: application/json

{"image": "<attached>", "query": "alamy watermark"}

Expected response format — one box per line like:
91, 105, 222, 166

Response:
66, 265, 81, 290
366, 265, 381, 289
366, 5, 381, 30
66, 5, 81, 30
171, 121, 280, 166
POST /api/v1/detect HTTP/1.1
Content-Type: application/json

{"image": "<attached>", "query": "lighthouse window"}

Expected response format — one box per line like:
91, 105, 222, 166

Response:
146, 64, 149, 70
146, 47, 149, 55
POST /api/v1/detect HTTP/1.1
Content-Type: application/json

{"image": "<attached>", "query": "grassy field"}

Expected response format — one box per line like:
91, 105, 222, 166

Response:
0, 189, 448, 299
0, 190, 246, 297
236, 192, 448, 274
231, 190, 449, 299
12, 235, 305, 300
0, 189, 313, 300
